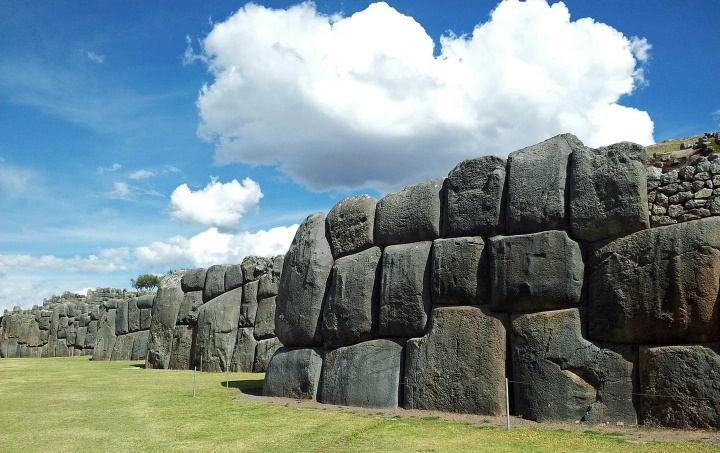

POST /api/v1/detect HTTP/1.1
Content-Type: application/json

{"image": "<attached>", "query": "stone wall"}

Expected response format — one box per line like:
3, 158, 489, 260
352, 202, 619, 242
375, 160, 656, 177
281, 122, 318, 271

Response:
264, 134, 720, 430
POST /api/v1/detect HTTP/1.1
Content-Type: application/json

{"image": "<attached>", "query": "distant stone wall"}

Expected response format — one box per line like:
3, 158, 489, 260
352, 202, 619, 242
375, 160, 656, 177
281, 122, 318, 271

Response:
264, 134, 720, 430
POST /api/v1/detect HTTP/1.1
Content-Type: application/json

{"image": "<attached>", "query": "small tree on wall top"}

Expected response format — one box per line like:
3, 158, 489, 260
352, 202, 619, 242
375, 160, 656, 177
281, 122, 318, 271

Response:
131, 274, 161, 291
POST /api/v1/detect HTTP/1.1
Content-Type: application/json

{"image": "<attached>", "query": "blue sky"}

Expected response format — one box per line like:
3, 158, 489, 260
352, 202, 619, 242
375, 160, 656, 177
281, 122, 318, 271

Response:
1, 0, 718, 312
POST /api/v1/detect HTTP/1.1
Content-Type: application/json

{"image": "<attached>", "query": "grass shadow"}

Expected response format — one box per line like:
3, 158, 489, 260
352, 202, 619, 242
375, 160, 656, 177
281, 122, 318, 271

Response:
129, 363, 146, 369
221, 379, 264, 396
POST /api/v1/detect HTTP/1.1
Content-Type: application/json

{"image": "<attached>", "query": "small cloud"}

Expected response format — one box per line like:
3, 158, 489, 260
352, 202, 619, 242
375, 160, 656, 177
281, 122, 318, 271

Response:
164, 165, 182, 174
106, 181, 131, 199
87, 51, 105, 64
97, 163, 122, 174
129, 169, 155, 179
182, 35, 208, 66
0, 162, 37, 197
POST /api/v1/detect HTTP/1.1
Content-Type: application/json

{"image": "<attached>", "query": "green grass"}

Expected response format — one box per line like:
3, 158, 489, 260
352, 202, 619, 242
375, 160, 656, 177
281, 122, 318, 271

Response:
1, 357, 718, 453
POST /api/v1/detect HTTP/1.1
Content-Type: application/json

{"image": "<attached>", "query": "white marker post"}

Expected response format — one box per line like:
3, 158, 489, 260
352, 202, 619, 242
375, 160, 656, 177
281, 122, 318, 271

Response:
505, 378, 511, 431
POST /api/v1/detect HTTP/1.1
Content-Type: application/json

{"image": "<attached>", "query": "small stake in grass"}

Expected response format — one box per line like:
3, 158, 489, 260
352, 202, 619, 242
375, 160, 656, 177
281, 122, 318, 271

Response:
505, 378, 510, 431
193, 366, 197, 397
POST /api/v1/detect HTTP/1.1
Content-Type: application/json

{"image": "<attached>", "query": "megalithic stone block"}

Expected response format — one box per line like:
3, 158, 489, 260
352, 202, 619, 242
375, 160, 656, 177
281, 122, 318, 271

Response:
195, 287, 242, 372
132, 330, 150, 361
176, 291, 204, 325
254, 337, 283, 373
239, 280, 258, 328
203, 265, 228, 302
263, 347, 323, 400
128, 298, 140, 333
181, 268, 206, 293
230, 327, 257, 372
257, 255, 284, 300
431, 237, 489, 305
115, 299, 129, 336
326, 195, 377, 258
254, 297, 277, 341
168, 325, 195, 369
146, 271, 186, 369
374, 178, 444, 246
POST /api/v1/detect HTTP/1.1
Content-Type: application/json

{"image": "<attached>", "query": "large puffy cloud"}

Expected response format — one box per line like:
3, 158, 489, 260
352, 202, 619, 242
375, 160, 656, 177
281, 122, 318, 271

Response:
0, 249, 129, 274
194, 0, 653, 191
169, 177, 263, 229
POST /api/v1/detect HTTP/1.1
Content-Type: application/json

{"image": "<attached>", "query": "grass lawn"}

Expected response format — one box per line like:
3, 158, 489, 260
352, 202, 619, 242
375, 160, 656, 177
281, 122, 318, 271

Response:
0, 357, 717, 453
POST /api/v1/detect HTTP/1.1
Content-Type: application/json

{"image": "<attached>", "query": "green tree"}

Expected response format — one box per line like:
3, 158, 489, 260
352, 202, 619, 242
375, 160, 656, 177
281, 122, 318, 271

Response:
131, 274, 161, 291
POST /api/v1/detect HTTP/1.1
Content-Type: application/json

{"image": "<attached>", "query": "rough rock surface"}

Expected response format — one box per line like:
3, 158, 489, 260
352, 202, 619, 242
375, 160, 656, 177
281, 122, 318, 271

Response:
254, 337, 283, 372
176, 291, 203, 325
230, 327, 257, 372
326, 195, 377, 259
320, 339, 405, 408
195, 287, 243, 372
254, 297, 277, 340
242, 256, 273, 283
374, 178, 444, 246
257, 255, 283, 300
275, 213, 333, 346
263, 347, 323, 399
181, 268, 206, 292
588, 216, 720, 343
322, 247, 382, 349
404, 306, 506, 414
511, 309, 636, 424
443, 156, 506, 237
146, 271, 186, 369
431, 237, 489, 305
569, 142, 650, 241
490, 231, 584, 312
239, 280, 259, 328
224, 264, 244, 292
640, 345, 720, 429
168, 325, 195, 370
203, 265, 228, 302
379, 242, 432, 338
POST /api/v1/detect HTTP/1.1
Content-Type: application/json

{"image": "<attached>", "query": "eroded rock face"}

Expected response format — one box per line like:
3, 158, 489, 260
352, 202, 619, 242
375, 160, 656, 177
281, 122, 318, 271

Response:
320, 339, 405, 408
195, 287, 243, 372
431, 237, 489, 305
203, 265, 228, 302
181, 268, 206, 293
230, 327, 257, 372
569, 142, 650, 242
257, 255, 283, 300
168, 325, 195, 370
275, 213, 333, 347
326, 195, 377, 258
322, 247, 381, 349
146, 271, 186, 369
254, 297, 277, 341
404, 306, 506, 415
263, 347, 323, 399
254, 337, 283, 373
640, 345, 720, 429
443, 156, 506, 237
588, 216, 720, 344
374, 178, 444, 246
511, 309, 636, 424
489, 231, 584, 312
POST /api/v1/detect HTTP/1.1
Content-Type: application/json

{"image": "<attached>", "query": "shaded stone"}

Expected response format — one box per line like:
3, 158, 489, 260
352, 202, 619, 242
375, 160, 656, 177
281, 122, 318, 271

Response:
168, 325, 195, 369
110, 332, 136, 360
131, 330, 150, 361
230, 327, 257, 372
176, 291, 204, 325
195, 287, 243, 372
640, 345, 720, 429
241, 256, 273, 283
257, 255, 283, 300
239, 280, 258, 328
442, 156, 506, 237
254, 337, 283, 373
506, 134, 582, 234
379, 242, 432, 338
322, 247, 381, 349
404, 306, 506, 415
588, 216, 720, 344
374, 178, 444, 246
320, 339, 405, 408
512, 309, 636, 424
263, 347, 323, 399
431, 237, 488, 305
224, 264, 244, 292
136, 294, 154, 309
139, 308, 152, 331
181, 268, 206, 292
203, 265, 228, 302
489, 231, 583, 312
276, 213, 333, 347
146, 271, 186, 369
92, 308, 116, 361
254, 297, 277, 340
569, 142, 649, 242
326, 195, 377, 258
127, 298, 140, 333
115, 299, 129, 336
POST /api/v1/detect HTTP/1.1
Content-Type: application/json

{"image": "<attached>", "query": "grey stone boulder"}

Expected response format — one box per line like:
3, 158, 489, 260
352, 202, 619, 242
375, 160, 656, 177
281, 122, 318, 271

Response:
257, 255, 283, 300
379, 242, 432, 338
139, 308, 152, 331
224, 264, 244, 292
569, 142, 650, 242
404, 306, 506, 414
254, 337, 283, 372
320, 339, 405, 408
168, 325, 195, 370
230, 327, 257, 372
322, 247, 382, 349
181, 268, 206, 292
588, 216, 720, 344
127, 298, 140, 333
443, 156, 506, 237
176, 291, 203, 325
195, 287, 243, 372
239, 280, 258, 328
131, 330, 150, 361
326, 195, 377, 258
506, 134, 583, 234
110, 332, 136, 360
275, 213, 333, 346
489, 230, 584, 312
115, 299, 129, 336
640, 345, 720, 429
241, 256, 272, 283
431, 237, 489, 305
263, 347, 323, 399
92, 308, 116, 361
203, 265, 228, 302
136, 294, 154, 309
374, 178, 444, 246
146, 271, 186, 369
254, 297, 277, 340
511, 309, 636, 424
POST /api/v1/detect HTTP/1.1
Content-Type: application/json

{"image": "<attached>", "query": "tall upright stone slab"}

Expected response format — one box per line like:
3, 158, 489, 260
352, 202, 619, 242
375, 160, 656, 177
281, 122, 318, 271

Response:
589, 216, 720, 344
263, 347, 323, 399
374, 178, 444, 246
168, 325, 195, 370
176, 291, 203, 325
115, 299, 129, 336
230, 327, 257, 372
431, 237, 488, 305
195, 287, 243, 372
275, 213, 333, 346
326, 195, 377, 258
203, 265, 228, 302
257, 255, 283, 300
569, 142, 650, 242
443, 156, 506, 237
239, 280, 259, 328
506, 134, 582, 234
146, 271, 186, 369
254, 297, 277, 340
254, 337, 283, 373
404, 306, 506, 415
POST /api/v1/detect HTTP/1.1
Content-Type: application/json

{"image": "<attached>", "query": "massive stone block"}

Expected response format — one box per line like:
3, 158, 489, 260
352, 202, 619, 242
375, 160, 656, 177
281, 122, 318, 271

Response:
181, 268, 206, 292
176, 291, 203, 325
640, 345, 720, 429
241, 256, 273, 283
275, 213, 333, 346
569, 142, 650, 242
127, 298, 140, 333
111, 332, 136, 360
489, 231, 584, 312
203, 265, 228, 302
93, 308, 116, 361
326, 195, 377, 258
257, 255, 283, 300
404, 306, 506, 415
224, 264, 244, 292
230, 327, 257, 372
131, 330, 150, 361
443, 156, 506, 237
589, 216, 720, 344
320, 339, 405, 408
239, 280, 258, 328
263, 347, 323, 399
322, 247, 381, 349
195, 287, 243, 372
506, 134, 582, 234
511, 309, 636, 424
431, 237, 489, 305
254, 337, 283, 373
146, 271, 186, 369
115, 299, 129, 336
374, 178, 444, 246
254, 297, 277, 340
379, 242, 432, 338
168, 325, 195, 369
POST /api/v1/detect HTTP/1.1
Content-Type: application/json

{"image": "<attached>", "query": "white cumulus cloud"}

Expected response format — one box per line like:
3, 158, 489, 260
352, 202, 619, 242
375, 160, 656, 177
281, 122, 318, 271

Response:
194, 0, 654, 191
129, 169, 155, 179
169, 177, 263, 229
87, 51, 105, 64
